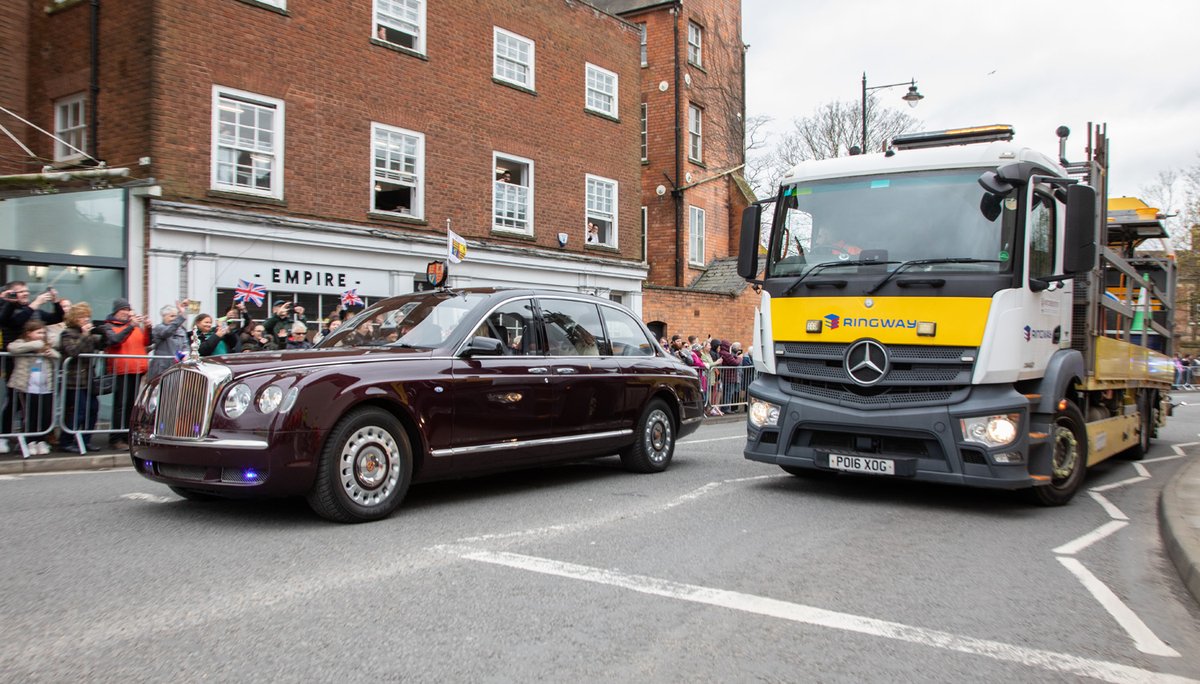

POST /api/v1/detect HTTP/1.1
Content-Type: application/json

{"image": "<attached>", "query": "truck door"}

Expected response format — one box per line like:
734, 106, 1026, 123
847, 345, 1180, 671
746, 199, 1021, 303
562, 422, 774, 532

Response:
1021, 186, 1070, 375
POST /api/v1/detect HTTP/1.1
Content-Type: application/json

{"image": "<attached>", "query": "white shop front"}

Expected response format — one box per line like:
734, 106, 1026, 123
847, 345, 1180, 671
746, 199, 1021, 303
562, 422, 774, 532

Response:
146, 201, 647, 329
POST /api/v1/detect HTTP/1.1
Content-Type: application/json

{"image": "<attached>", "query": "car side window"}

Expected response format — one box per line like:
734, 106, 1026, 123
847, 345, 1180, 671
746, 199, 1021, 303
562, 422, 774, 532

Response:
539, 298, 607, 356
472, 298, 543, 355
600, 306, 653, 357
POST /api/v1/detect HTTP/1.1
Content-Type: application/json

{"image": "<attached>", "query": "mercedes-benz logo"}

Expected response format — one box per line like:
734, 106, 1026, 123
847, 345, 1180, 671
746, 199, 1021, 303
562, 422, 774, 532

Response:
844, 339, 889, 386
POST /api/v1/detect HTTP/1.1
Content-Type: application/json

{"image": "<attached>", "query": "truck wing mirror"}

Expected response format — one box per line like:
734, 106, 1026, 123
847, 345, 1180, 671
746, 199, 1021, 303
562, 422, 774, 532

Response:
737, 204, 763, 281
978, 171, 1014, 198
1063, 184, 1097, 274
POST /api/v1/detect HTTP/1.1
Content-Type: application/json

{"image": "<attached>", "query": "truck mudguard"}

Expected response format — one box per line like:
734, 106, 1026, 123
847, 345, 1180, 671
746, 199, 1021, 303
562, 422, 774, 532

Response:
1030, 349, 1086, 414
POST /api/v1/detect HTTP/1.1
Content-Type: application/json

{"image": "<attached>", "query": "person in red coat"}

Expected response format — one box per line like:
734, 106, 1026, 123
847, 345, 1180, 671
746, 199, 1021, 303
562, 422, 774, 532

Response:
101, 298, 149, 450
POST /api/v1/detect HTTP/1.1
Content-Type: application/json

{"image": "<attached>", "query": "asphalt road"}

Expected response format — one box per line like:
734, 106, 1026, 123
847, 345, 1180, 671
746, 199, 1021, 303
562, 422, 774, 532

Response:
1, 406, 1198, 683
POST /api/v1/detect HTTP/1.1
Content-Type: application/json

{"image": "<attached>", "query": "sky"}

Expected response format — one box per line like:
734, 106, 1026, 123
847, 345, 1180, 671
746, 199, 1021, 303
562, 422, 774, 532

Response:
742, 0, 1200, 204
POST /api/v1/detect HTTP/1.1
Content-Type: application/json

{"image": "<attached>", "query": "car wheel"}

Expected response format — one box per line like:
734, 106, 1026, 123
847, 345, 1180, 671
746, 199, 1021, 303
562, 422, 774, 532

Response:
307, 407, 412, 523
168, 486, 219, 501
780, 465, 835, 479
1027, 400, 1087, 506
620, 399, 675, 473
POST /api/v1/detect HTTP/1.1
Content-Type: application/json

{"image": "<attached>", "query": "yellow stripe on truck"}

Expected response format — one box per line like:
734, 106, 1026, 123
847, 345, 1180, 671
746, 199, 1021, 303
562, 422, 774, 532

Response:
771, 296, 992, 346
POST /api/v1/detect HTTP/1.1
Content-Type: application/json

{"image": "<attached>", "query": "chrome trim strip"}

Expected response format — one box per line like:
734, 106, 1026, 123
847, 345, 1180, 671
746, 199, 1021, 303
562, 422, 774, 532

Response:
431, 429, 634, 458
681, 416, 704, 425
147, 435, 269, 449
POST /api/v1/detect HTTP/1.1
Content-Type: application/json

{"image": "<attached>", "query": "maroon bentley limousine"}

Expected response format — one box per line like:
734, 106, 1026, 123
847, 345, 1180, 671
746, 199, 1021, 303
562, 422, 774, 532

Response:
129, 288, 704, 522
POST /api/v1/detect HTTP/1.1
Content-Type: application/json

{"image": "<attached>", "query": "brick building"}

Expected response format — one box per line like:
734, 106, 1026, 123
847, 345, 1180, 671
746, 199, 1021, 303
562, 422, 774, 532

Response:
590, 0, 758, 348
1, 0, 652, 326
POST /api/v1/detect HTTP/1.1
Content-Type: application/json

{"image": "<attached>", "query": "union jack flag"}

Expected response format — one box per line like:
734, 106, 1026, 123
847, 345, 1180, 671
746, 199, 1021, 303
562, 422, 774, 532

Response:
233, 279, 266, 307
340, 288, 364, 308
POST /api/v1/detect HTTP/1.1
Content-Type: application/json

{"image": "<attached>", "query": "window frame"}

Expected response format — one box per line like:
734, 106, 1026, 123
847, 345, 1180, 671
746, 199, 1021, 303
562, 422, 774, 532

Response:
585, 174, 619, 248
53, 92, 88, 161
585, 62, 619, 118
373, 0, 426, 55
687, 21, 703, 67
370, 122, 426, 219
640, 103, 648, 162
1027, 188, 1058, 280
492, 151, 535, 236
687, 103, 703, 163
211, 86, 285, 200
689, 205, 706, 266
638, 23, 648, 67
493, 26, 535, 90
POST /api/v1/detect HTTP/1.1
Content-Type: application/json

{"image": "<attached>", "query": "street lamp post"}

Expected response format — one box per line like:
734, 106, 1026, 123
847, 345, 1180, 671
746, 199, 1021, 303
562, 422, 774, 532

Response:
861, 72, 923, 153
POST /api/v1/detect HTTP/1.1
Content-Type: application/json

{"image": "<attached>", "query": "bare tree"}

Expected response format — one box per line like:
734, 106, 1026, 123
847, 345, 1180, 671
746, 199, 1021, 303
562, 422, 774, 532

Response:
1139, 165, 1198, 252
744, 98, 919, 199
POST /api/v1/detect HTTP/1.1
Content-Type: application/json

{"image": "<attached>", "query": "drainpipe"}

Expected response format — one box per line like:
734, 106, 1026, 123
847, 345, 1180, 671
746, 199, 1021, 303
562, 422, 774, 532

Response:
89, 0, 100, 159
672, 1, 683, 287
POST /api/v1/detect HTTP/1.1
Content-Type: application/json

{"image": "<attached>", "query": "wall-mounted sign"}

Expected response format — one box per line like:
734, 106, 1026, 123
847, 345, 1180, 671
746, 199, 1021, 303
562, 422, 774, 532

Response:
219, 259, 390, 295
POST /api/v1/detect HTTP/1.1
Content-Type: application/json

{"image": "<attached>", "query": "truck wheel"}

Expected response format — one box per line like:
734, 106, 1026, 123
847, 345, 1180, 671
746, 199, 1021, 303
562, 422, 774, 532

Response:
1028, 401, 1086, 506
306, 407, 412, 523
1122, 390, 1154, 461
620, 399, 675, 473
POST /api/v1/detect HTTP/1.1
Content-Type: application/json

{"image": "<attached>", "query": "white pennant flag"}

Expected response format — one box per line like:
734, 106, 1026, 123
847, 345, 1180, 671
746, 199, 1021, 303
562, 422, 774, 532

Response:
448, 226, 467, 264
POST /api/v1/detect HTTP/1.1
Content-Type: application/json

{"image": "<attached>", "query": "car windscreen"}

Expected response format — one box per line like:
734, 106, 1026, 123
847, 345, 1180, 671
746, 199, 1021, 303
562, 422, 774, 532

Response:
317, 291, 486, 349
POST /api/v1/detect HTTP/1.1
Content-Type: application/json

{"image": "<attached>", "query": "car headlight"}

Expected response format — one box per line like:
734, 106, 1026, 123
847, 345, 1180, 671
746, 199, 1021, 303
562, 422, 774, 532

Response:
960, 413, 1020, 448
224, 383, 252, 418
147, 384, 160, 414
257, 385, 283, 414
748, 398, 781, 428
279, 386, 299, 414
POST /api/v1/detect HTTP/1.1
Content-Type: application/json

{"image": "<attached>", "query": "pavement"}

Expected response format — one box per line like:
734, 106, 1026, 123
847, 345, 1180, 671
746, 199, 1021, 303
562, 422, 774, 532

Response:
3, 410, 1198, 607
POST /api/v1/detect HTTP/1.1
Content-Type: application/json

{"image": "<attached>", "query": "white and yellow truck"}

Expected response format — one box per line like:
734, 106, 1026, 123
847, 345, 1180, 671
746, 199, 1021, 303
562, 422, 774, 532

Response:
736, 124, 1175, 504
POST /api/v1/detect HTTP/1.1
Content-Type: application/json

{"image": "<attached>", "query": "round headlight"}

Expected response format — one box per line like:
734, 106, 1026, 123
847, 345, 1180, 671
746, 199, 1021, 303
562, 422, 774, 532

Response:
148, 384, 160, 414
748, 399, 781, 428
985, 416, 1018, 446
279, 386, 299, 414
257, 385, 283, 414
224, 383, 252, 418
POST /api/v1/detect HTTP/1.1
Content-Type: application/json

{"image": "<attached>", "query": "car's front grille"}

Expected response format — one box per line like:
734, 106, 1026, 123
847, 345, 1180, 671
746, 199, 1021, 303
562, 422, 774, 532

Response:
154, 367, 218, 439
156, 463, 207, 481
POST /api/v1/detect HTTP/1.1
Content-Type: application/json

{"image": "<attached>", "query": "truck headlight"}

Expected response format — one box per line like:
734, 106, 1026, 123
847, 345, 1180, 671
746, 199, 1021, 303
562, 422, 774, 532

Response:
960, 413, 1020, 448
224, 383, 252, 419
257, 385, 283, 414
748, 399, 781, 428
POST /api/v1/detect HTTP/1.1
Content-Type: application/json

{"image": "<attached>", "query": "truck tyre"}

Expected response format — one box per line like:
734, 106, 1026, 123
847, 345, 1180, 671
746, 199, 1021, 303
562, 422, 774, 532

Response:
1028, 401, 1086, 506
1122, 390, 1154, 461
306, 407, 412, 523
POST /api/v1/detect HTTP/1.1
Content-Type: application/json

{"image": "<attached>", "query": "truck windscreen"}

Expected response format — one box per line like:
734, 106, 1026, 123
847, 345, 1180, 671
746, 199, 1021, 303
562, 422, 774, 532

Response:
768, 169, 1017, 277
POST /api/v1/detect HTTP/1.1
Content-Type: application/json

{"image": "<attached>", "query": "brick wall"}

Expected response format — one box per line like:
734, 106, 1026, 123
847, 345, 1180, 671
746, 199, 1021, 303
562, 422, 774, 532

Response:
138, 0, 643, 261
642, 283, 760, 351
0, 0, 31, 175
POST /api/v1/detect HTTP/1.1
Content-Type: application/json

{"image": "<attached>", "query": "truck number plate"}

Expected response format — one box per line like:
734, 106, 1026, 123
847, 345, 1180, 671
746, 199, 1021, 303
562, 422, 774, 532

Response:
828, 453, 895, 475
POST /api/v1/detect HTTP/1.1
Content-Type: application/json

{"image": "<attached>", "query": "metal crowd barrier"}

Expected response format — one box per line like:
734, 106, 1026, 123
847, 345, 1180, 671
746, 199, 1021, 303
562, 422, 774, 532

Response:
0, 351, 173, 459
707, 364, 757, 415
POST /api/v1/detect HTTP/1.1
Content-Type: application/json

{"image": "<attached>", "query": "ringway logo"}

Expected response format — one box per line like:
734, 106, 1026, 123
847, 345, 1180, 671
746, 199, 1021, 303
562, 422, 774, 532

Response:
1023, 325, 1054, 341
825, 314, 917, 329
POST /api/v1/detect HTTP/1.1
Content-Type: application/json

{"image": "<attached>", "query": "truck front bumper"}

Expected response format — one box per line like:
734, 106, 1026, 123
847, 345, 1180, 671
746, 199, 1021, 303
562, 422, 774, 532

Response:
743, 377, 1048, 490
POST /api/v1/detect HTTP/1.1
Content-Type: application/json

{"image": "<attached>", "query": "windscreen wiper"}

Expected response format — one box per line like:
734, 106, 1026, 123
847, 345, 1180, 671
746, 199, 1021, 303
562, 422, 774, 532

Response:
783, 259, 901, 296
865, 258, 1002, 295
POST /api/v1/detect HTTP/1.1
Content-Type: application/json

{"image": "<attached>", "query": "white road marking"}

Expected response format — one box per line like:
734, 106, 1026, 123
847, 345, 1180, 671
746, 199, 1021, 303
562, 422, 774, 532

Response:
1056, 557, 1181, 657
1090, 476, 1150, 493
0, 467, 133, 478
1088, 491, 1129, 521
1132, 463, 1151, 478
1053, 520, 1129, 555
0, 474, 20, 481
1143, 454, 1185, 464
121, 492, 173, 504
679, 435, 746, 445
464, 550, 1193, 683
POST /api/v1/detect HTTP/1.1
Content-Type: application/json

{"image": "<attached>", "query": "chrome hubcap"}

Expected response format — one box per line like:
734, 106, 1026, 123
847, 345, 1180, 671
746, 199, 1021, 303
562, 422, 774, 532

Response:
644, 410, 672, 464
340, 426, 399, 507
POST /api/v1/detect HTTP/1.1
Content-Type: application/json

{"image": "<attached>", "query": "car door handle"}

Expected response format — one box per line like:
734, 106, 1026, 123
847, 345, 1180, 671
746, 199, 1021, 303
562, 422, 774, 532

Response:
528, 367, 549, 374
555, 367, 577, 374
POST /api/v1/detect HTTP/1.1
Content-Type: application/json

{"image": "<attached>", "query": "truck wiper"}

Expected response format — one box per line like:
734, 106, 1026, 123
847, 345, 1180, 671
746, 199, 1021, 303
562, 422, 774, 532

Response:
865, 258, 1002, 295
783, 259, 901, 296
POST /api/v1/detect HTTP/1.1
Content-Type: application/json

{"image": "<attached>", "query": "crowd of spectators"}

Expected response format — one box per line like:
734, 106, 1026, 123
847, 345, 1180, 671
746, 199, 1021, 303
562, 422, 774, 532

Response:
661, 333, 754, 416
1175, 353, 1199, 388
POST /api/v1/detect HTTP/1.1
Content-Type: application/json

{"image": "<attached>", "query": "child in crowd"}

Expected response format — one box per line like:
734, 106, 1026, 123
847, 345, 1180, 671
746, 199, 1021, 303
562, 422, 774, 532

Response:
6, 320, 60, 455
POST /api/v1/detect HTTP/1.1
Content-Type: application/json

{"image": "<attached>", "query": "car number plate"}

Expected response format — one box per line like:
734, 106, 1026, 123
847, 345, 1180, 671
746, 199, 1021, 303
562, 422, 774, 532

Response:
827, 453, 895, 475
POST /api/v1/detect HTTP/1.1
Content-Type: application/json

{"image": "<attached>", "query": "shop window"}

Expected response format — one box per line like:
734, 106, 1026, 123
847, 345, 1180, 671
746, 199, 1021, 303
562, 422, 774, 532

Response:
374, 0, 424, 53
493, 153, 533, 235
372, 123, 424, 218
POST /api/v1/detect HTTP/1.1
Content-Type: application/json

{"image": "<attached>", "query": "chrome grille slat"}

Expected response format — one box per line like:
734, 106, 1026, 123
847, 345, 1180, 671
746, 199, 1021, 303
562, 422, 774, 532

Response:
153, 367, 218, 439
777, 342, 977, 408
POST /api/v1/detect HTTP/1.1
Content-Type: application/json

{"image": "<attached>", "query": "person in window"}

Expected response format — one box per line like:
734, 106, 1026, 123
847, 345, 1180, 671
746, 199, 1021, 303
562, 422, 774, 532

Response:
586, 222, 600, 244
498, 170, 512, 183
569, 324, 599, 356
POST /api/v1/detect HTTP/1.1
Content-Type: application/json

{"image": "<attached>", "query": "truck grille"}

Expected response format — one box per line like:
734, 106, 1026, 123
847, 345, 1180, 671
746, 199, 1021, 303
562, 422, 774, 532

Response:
778, 342, 976, 409
154, 367, 218, 439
